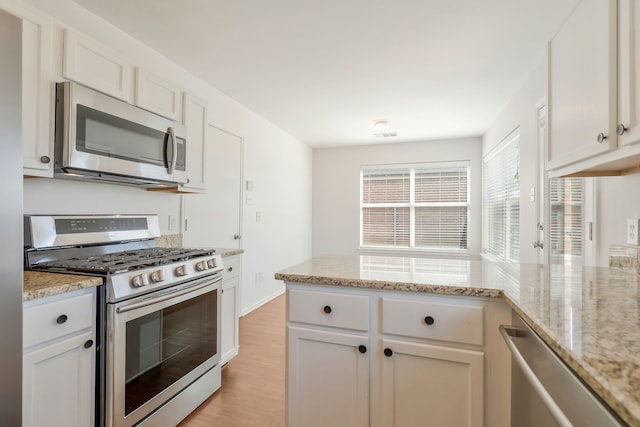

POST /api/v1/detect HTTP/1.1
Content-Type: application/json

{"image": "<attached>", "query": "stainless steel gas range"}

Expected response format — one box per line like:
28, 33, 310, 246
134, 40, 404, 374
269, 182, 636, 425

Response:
25, 214, 224, 427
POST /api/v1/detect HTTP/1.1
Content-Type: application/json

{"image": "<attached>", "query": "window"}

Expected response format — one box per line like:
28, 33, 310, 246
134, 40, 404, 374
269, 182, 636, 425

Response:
483, 135, 520, 262
360, 162, 470, 251
549, 177, 584, 263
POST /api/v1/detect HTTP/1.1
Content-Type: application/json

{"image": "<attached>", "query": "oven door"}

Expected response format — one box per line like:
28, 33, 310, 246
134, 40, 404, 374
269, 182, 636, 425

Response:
107, 275, 221, 427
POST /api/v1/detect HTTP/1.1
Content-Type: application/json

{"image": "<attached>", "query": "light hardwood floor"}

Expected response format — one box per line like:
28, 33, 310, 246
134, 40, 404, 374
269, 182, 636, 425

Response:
179, 294, 286, 427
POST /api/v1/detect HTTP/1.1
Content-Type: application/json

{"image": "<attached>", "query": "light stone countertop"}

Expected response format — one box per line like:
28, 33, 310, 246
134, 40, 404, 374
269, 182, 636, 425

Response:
275, 254, 640, 427
23, 271, 102, 302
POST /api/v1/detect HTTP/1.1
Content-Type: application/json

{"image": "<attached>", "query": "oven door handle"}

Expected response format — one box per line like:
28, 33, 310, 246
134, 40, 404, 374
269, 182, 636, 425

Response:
117, 276, 221, 314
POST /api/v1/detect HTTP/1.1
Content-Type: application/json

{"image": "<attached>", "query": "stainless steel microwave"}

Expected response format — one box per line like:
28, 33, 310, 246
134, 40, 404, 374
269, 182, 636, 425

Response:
54, 81, 188, 188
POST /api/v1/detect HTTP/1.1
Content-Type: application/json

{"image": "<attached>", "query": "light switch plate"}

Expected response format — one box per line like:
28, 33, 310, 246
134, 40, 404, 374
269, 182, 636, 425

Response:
627, 218, 640, 245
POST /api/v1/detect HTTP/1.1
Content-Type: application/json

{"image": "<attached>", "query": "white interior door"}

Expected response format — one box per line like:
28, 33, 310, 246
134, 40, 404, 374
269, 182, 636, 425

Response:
183, 125, 243, 249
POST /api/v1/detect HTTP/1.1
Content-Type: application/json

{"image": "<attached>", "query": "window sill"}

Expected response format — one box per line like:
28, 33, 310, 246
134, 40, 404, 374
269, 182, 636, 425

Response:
359, 247, 472, 259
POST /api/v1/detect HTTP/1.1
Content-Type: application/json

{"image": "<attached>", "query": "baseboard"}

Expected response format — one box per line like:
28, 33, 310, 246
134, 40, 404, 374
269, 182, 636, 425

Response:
240, 288, 285, 316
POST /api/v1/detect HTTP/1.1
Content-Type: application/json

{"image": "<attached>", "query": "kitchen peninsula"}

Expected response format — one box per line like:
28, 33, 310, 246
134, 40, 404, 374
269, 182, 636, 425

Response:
276, 255, 640, 427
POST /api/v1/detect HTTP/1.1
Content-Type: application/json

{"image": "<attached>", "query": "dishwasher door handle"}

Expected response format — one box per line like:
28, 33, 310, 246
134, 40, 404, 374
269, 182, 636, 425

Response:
499, 325, 573, 427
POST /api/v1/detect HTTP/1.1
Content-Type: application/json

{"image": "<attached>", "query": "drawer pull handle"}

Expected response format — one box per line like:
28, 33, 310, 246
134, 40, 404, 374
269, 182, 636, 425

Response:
227, 267, 233, 272
424, 316, 435, 326
384, 348, 393, 357
56, 314, 68, 324
323, 305, 332, 314
358, 345, 367, 354
84, 340, 94, 349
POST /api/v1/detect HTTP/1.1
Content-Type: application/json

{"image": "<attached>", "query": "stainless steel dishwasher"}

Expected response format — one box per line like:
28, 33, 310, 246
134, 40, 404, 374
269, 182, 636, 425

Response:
500, 313, 626, 427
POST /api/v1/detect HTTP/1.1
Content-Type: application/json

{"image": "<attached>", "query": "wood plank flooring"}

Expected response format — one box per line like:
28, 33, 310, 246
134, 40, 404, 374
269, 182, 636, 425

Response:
179, 294, 286, 427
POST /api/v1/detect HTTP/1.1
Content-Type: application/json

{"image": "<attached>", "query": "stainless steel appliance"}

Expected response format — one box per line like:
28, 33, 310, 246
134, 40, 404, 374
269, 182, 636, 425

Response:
25, 214, 224, 427
54, 81, 188, 188
500, 313, 625, 427
0, 8, 23, 426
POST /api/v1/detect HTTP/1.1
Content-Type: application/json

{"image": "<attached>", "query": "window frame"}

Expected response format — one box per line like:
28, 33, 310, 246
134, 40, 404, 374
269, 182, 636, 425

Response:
359, 161, 471, 256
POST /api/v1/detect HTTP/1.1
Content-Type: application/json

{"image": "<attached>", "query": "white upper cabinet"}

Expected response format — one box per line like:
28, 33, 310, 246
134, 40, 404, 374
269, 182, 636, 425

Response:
63, 29, 133, 102
180, 92, 208, 192
21, 10, 54, 177
548, 0, 640, 176
135, 68, 182, 121
617, 0, 640, 147
547, 0, 617, 173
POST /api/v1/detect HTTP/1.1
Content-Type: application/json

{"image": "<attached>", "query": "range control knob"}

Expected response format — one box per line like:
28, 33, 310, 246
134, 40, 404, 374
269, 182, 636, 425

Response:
206, 258, 217, 269
195, 261, 208, 272
175, 265, 187, 277
150, 270, 165, 283
131, 273, 149, 288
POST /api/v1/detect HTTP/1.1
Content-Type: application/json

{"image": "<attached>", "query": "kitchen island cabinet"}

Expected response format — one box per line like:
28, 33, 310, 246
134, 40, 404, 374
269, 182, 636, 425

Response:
284, 283, 510, 427
23, 287, 97, 427
276, 255, 640, 427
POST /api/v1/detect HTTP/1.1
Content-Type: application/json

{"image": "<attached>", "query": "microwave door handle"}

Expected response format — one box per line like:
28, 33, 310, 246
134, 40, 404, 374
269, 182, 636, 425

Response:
166, 126, 177, 175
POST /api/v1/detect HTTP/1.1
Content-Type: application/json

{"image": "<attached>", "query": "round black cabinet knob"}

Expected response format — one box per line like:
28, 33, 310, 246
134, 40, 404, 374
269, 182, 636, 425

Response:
424, 316, 435, 326
323, 305, 332, 314
358, 345, 367, 354
40, 155, 50, 164
56, 314, 68, 324
384, 348, 393, 357
84, 340, 94, 349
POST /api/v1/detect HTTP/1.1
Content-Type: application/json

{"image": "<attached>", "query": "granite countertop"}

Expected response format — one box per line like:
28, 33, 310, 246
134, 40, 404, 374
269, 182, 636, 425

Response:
24, 271, 102, 302
275, 254, 640, 427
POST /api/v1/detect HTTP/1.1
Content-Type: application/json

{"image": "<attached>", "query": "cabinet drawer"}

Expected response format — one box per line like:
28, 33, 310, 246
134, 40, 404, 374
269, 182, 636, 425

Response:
24, 292, 94, 348
382, 298, 483, 346
288, 289, 369, 331
222, 256, 240, 280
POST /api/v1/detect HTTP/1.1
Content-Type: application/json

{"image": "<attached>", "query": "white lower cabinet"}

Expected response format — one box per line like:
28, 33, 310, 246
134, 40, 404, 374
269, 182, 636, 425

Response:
286, 285, 510, 427
379, 339, 484, 427
220, 255, 241, 364
288, 326, 370, 427
23, 288, 96, 427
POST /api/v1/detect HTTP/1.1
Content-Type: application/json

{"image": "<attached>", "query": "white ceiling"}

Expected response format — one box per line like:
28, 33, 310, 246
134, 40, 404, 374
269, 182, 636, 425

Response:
72, 0, 579, 148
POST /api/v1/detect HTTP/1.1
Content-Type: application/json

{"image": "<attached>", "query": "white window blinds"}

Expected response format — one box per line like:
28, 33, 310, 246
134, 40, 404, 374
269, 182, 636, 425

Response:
483, 137, 520, 262
549, 177, 583, 258
361, 162, 470, 251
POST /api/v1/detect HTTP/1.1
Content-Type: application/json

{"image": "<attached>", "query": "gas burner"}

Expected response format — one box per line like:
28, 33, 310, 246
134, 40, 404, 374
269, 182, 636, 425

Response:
35, 247, 216, 275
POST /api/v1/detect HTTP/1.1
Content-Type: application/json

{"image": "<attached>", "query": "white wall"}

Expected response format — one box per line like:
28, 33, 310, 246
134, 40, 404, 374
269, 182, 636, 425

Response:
313, 138, 483, 257
595, 174, 640, 266
16, 0, 312, 313
482, 59, 547, 264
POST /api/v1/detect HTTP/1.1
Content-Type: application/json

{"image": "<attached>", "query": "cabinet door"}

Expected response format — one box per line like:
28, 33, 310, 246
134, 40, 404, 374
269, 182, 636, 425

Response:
287, 326, 369, 427
547, 0, 617, 170
135, 68, 182, 121
180, 93, 208, 191
380, 339, 484, 427
22, 13, 53, 177
221, 276, 239, 364
63, 29, 132, 102
618, 0, 640, 146
23, 330, 95, 427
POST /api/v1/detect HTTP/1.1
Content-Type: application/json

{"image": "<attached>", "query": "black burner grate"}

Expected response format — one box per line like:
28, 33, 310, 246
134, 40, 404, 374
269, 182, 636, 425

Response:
34, 247, 215, 274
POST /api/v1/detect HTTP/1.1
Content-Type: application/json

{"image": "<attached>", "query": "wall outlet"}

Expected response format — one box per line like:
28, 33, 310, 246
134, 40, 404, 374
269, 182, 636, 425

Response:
627, 218, 640, 245
255, 272, 263, 283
